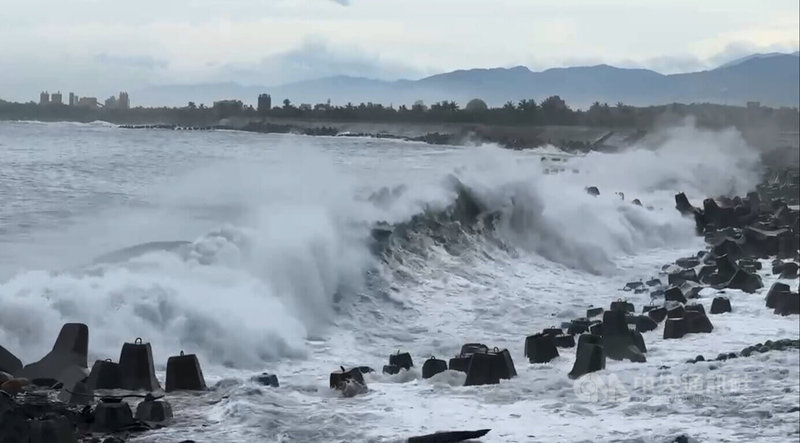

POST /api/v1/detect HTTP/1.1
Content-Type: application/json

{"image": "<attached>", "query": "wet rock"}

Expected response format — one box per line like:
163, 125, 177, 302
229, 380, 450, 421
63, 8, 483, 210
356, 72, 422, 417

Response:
568, 334, 605, 379
542, 327, 563, 337
408, 429, 491, 443
382, 364, 402, 375
422, 357, 448, 379
664, 286, 687, 304
524, 333, 559, 364
779, 262, 799, 279
609, 300, 634, 313
464, 348, 516, 386
87, 360, 122, 390
92, 399, 134, 433
135, 396, 173, 424
664, 318, 688, 339
710, 297, 732, 314
57, 380, 93, 405
251, 373, 279, 387
330, 367, 365, 390
19, 323, 89, 388
166, 351, 207, 392
341, 379, 368, 397
1, 378, 31, 396
448, 343, 489, 373
567, 318, 593, 335
624, 281, 644, 291
685, 303, 706, 315
0, 392, 30, 442
586, 307, 604, 318
30, 414, 76, 443
601, 311, 646, 363
646, 278, 661, 287
647, 306, 668, 323
774, 291, 800, 315
667, 305, 685, 319
554, 334, 575, 348
684, 311, 714, 333
766, 282, 791, 308
634, 315, 658, 333
0, 345, 22, 375
119, 338, 161, 392
389, 351, 414, 370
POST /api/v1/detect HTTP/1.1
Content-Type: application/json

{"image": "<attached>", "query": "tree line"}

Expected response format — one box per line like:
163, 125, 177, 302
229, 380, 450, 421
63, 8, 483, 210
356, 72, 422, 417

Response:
1, 95, 798, 132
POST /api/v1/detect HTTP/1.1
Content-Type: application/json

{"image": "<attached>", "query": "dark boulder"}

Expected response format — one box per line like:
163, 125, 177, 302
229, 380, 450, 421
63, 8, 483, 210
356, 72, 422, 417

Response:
542, 327, 563, 337
422, 357, 448, 379
118, 338, 161, 392
19, 323, 89, 388
634, 315, 658, 333
87, 360, 122, 390
665, 286, 687, 304
567, 318, 593, 335
685, 303, 706, 315
710, 297, 732, 314
601, 311, 646, 363
609, 300, 634, 313
0, 345, 22, 375
92, 400, 134, 433
524, 333, 559, 364
684, 311, 714, 333
382, 364, 402, 375
554, 334, 575, 348
29, 414, 76, 443
165, 351, 206, 392
389, 351, 414, 370
568, 334, 606, 379
774, 292, 800, 316
667, 305, 685, 319
135, 397, 173, 424
647, 307, 668, 323
448, 344, 489, 373
779, 262, 799, 279
586, 307, 604, 318
0, 391, 29, 442
668, 269, 698, 286
585, 186, 600, 197
664, 318, 688, 339
251, 373, 279, 387
766, 282, 791, 308
408, 429, 491, 443
330, 367, 365, 389
464, 348, 516, 386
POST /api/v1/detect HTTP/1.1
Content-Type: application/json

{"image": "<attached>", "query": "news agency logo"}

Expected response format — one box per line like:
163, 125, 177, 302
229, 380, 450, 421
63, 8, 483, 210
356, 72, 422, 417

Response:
572, 372, 751, 403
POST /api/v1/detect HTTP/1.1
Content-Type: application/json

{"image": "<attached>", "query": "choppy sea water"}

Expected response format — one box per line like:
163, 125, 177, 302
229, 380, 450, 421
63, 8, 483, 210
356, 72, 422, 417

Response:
0, 120, 797, 442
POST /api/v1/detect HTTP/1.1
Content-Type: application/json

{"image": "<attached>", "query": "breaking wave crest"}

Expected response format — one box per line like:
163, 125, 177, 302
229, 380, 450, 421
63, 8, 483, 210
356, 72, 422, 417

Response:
0, 121, 762, 369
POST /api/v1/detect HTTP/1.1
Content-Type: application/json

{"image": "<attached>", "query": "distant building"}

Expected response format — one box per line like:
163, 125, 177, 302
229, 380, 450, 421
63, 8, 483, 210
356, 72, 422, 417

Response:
51, 91, 63, 105
118, 92, 130, 109
299, 103, 312, 111
257, 93, 272, 114
69, 92, 76, 106
39, 91, 50, 106
747, 101, 761, 109
77, 97, 99, 108
105, 95, 117, 108
213, 99, 244, 118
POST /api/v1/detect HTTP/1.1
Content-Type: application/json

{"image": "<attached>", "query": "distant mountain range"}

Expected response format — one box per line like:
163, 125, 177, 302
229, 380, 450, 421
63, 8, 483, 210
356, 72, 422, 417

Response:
134, 52, 800, 109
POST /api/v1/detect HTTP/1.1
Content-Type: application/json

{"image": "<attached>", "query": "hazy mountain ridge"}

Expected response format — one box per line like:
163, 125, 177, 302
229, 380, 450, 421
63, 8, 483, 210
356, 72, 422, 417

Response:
133, 52, 800, 109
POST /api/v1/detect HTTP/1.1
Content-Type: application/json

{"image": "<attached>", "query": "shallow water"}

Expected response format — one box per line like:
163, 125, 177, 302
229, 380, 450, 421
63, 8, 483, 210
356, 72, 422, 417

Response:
0, 121, 796, 442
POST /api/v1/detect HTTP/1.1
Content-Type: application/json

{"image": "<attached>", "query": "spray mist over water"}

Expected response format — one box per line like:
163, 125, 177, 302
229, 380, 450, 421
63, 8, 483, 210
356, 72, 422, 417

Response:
0, 121, 763, 368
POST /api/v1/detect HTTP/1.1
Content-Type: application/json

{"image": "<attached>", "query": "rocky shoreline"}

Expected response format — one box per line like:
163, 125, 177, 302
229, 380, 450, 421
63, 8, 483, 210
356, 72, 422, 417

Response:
1, 172, 798, 442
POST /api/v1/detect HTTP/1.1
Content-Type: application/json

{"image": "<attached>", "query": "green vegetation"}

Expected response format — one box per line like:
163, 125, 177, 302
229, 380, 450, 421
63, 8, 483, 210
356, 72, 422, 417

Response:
1, 95, 798, 133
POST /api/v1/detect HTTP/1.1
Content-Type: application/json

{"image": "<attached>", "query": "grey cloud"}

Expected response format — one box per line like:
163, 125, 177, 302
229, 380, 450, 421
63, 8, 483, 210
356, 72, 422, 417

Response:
94, 53, 169, 70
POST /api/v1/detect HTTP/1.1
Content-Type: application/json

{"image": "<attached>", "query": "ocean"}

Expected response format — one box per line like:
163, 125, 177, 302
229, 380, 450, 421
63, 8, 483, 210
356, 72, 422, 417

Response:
0, 120, 797, 442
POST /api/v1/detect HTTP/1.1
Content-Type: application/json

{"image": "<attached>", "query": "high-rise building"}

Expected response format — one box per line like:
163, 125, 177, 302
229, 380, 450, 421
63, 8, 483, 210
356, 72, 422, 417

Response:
69, 92, 76, 106
118, 92, 130, 109
105, 96, 118, 108
39, 91, 50, 106
257, 93, 272, 115
77, 97, 98, 108
51, 91, 63, 105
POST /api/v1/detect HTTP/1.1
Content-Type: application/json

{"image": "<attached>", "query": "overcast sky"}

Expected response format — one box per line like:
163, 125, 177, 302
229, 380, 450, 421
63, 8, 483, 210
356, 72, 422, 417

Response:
1, 0, 797, 102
